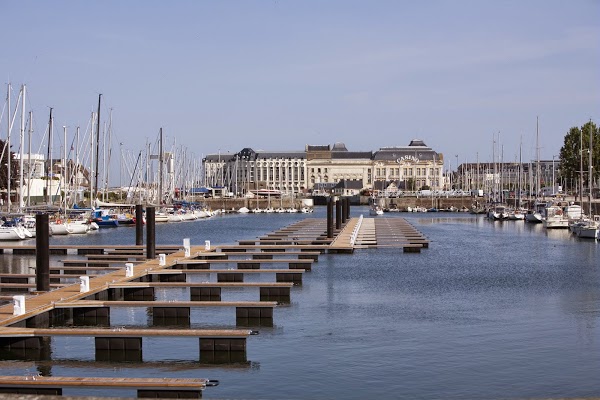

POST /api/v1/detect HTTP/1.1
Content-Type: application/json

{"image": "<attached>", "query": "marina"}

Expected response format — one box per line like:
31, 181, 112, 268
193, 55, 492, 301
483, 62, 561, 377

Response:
0, 203, 433, 397
0, 206, 596, 398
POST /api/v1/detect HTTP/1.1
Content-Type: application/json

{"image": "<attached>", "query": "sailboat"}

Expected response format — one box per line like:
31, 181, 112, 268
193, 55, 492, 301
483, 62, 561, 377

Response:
575, 121, 599, 239
526, 118, 544, 223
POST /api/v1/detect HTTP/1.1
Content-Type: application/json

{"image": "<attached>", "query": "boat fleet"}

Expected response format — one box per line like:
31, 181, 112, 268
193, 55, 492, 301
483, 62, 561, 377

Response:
237, 206, 313, 214
0, 206, 223, 241
484, 200, 599, 239
0, 203, 316, 241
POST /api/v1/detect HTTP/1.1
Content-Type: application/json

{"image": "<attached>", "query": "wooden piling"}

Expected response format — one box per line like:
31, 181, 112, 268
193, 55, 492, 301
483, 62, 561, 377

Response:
35, 213, 50, 292
336, 200, 342, 230
135, 204, 143, 245
146, 207, 156, 260
327, 198, 334, 238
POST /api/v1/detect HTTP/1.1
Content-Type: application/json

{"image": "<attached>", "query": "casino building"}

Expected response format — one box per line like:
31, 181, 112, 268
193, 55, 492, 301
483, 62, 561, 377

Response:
202, 140, 444, 196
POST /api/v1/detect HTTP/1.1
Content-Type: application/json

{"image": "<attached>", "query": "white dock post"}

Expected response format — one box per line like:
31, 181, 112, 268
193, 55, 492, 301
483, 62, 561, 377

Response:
79, 276, 90, 292
205, 240, 211, 251
183, 238, 191, 257
159, 253, 166, 266
125, 263, 134, 277
13, 295, 25, 316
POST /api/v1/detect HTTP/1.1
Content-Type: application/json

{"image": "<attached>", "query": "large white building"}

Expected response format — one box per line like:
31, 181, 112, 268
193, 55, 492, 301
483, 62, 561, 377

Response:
202, 140, 444, 196
372, 139, 444, 192
203, 148, 306, 196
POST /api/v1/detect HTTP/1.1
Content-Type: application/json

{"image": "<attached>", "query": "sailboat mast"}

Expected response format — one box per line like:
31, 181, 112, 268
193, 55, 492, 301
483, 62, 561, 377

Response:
159, 128, 163, 205
518, 136, 522, 209
6, 83, 10, 213
18, 84, 26, 212
492, 133, 497, 202
89, 112, 95, 208
579, 123, 584, 209
63, 125, 67, 214
536, 117, 540, 199
94, 94, 102, 203
27, 111, 32, 207
76, 126, 80, 207
588, 120, 593, 217
46, 108, 53, 205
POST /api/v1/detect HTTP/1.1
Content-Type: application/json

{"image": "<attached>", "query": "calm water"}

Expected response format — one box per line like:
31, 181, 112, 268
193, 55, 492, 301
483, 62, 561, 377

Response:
1, 207, 599, 399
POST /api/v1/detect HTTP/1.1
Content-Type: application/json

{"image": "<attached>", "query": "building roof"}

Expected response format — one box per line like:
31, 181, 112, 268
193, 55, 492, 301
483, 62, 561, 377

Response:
373, 139, 441, 162
408, 139, 428, 147
332, 151, 373, 159
331, 142, 348, 152
334, 179, 363, 189
203, 153, 237, 162
255, 151, 305, 160
306, 145, 330, 151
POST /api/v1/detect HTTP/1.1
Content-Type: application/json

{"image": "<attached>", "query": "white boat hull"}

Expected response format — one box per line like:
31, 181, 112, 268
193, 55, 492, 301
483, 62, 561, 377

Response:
50, 222, 71, 235
67, 223, 89, 234
544, 217, 569, 229
0, 227, 26, 240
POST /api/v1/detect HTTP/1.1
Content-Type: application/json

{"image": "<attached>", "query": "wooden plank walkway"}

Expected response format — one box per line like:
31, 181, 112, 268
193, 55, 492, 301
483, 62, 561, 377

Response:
352, 217, 429, 251
0, 245, 205, 326
0, 375, 216, 390
175, 259, 313, 270
150, 269, 306, 275
54, 300, 277, 309
329, 217, 359, 251
108, 282, 294, 289
60, 259, 145, 266
0, 244, 183, 255
0, 326, 252, 338
0, 215, 430, 395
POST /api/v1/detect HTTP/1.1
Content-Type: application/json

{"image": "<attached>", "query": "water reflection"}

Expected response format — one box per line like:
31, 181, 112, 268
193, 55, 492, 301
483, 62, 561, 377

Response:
0, 210, 598, 399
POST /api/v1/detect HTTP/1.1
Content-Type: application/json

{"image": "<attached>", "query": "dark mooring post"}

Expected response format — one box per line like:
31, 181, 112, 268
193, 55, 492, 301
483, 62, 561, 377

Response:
341, 197, 347, 224
135, 204, 143, 245
345, 197, 351, 220
35, 213, 50, 292
335, 199, 342, 230
327, 198, 334, 238
146, 207, 156, 259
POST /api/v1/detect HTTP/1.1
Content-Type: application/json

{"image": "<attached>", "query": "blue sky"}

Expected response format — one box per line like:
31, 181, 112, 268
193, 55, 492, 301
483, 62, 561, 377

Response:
2, 0, 599, 180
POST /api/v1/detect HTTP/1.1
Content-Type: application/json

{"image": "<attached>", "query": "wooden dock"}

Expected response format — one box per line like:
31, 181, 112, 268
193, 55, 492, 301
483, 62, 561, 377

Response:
0, 244, 183, 255
352, 217, 429, 251
0, 375, 218, 397
0, 214, 429, 397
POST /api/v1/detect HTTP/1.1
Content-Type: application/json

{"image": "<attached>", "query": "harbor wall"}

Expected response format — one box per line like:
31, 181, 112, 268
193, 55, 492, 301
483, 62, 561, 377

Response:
201, 196, 600, 214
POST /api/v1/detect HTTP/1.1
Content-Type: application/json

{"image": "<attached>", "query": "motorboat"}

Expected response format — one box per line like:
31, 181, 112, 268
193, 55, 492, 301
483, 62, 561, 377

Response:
525, 201, 546, 223
543, 205, 569, 229
576, 215, 599, 239
369, 206, 384, 216
507, 209, 526, 221
488, 205, 508, 220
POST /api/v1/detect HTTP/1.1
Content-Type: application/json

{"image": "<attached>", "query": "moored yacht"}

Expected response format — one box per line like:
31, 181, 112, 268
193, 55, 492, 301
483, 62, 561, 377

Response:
543, 205, 569, 229
575, 215, 599, 239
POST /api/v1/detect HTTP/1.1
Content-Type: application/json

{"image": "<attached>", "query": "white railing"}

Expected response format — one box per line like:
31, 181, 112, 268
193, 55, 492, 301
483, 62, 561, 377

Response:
350, 214, 364, 246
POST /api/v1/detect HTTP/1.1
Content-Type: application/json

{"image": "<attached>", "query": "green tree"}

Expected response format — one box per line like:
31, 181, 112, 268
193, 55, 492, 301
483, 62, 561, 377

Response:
558, 121, 600, 192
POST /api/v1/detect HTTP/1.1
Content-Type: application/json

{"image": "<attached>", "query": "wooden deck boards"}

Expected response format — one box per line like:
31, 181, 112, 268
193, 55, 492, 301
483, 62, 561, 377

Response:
108, 282, 294, 288
54, 300, 277, 308
0, 326, 252, 338
0, 375, 212, 390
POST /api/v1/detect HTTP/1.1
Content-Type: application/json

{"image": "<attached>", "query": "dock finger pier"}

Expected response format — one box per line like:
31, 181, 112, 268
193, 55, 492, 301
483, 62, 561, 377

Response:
0, 202, 428, 398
